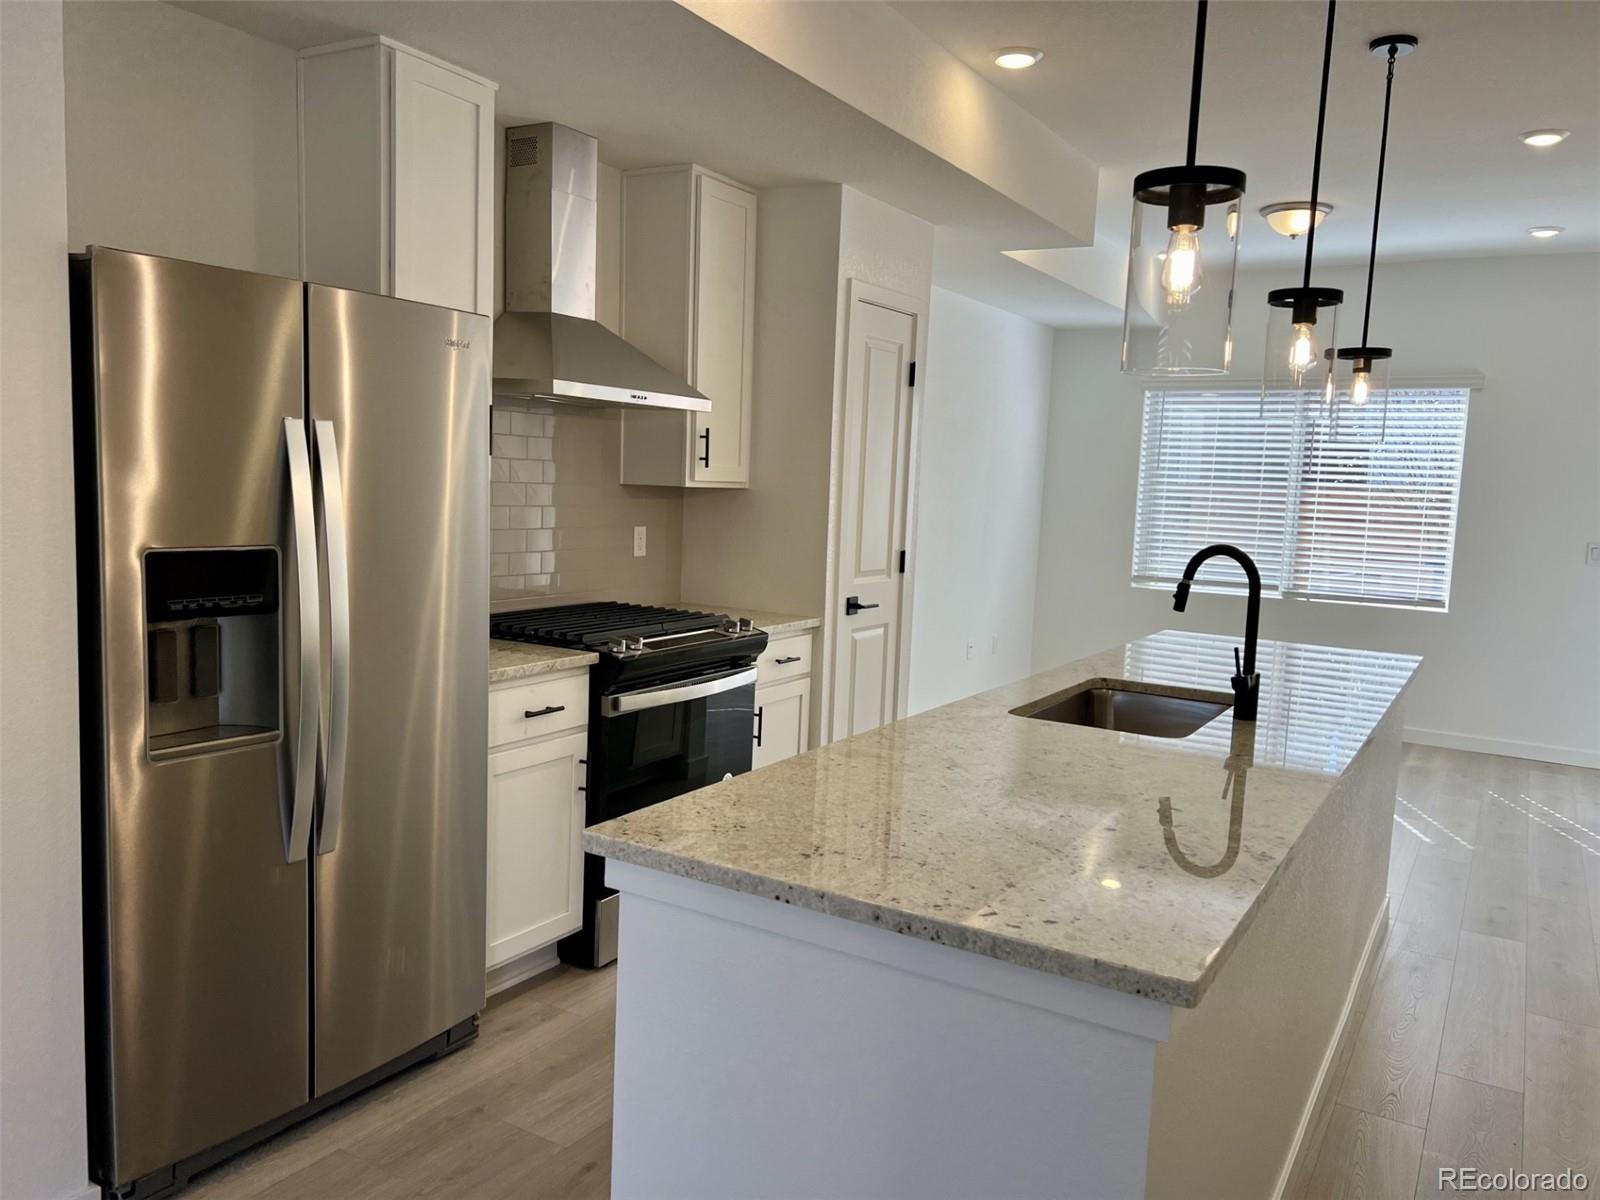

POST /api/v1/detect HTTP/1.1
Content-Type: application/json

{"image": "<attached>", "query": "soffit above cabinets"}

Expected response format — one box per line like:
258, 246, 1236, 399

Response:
173, 0, 1098, 251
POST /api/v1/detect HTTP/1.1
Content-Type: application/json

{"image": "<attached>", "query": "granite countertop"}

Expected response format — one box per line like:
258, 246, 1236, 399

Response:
682, 603, 821, 637
490, 639, 598, 684
585, 629, 1421, 1007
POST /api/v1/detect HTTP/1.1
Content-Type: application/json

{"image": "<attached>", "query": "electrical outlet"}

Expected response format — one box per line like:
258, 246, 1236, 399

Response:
990, 634, 999, 657
965, 639, 975, 661
633, 526, 647, 557
1587, 542, 1600, 567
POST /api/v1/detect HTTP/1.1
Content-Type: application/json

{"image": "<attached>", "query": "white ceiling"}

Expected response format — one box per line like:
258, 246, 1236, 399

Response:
896, 0, 1600, 269
178, 0, 1600, 327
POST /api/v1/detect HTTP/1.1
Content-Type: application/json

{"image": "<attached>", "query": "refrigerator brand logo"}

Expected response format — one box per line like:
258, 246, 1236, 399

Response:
444, 337, 472, 350
630, 393, 648, 401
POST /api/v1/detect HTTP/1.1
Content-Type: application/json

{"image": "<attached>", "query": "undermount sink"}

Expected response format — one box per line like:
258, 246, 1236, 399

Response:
1012, 680, 1232, 739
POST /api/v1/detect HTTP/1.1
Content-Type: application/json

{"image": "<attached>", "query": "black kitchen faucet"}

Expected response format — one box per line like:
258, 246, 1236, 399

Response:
1171, 543, 1261, 722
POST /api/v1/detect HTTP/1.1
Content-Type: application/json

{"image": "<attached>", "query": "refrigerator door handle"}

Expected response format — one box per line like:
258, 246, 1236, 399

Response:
284, 418, 320, 863
313, 419, 351, 855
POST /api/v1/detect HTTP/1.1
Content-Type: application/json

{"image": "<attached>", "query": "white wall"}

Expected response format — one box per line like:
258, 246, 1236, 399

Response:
681, 186, 843, 616
1034, 254, 1600, 767
907, 287, 1052, 713
63, 1, 299, 275
0, 4, 92, 1197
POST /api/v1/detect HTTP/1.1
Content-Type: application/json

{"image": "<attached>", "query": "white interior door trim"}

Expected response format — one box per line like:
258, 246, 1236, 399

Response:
821, 277, 927, 744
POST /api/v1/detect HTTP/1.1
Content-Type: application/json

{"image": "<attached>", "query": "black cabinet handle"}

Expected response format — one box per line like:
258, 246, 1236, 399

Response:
753, 705, 764, 747
844, 596, 880, 616
523, 705, 565, 719
774, 656, 801, 666
698, 426, 711, 468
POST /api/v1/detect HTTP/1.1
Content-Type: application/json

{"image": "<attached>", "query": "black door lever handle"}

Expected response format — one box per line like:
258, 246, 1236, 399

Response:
844, 596, 880, 616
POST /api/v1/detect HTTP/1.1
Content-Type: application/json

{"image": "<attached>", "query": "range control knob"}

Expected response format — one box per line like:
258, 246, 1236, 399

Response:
738, 617, 756, 632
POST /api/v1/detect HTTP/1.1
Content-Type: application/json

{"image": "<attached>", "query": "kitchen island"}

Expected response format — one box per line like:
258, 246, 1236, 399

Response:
586, 631, 1421, 1200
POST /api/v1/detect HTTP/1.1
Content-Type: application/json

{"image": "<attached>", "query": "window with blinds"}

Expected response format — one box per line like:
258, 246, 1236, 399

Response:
1132, 387, 1469, 609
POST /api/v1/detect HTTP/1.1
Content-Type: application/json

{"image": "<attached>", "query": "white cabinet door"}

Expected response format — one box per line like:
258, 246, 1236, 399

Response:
753, 677, 810, 771
298, 38, 496, 317
487, 729, 587, 967
391, 51, 494, 315
690, 174, 756, 484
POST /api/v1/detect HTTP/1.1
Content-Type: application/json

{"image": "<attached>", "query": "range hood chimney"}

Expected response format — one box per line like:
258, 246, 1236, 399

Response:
493, 123, 709, 411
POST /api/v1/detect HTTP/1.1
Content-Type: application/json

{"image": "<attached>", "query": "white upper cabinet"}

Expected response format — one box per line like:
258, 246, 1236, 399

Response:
620, 166, 757, 488
298, 37, 496, 316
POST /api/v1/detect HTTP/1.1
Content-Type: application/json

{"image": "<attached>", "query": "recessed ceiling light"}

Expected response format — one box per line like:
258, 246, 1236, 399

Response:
1520, 129, 1570, 147
1099, 877, 1122, 890
1528, 226, 1566, 239
1259, 201, 1333, 240
993, 47, 1044, 70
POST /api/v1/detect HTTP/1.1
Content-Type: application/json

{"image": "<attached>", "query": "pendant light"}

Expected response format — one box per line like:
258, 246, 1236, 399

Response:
1329, 34, 1418, 441
1262, 0, 1342, 405
1121, 0, 1246, 378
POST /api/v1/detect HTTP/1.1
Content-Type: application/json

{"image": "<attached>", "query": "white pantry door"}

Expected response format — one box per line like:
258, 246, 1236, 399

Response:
830, 294, 916, 742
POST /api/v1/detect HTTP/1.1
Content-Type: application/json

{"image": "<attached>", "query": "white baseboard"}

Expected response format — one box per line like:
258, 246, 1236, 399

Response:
486, 942, 560, 997
1404, 726, 1600, 770
1272, 898, 1390, 1200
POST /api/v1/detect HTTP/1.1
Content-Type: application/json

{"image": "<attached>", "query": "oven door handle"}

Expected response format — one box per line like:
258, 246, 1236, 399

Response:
602, 666, 758, 717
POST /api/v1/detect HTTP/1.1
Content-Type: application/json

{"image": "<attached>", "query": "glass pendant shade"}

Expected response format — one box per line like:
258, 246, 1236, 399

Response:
1121, 166, 1244, 377
1326, 347, 1392, 441
1262, 286, 1341, 400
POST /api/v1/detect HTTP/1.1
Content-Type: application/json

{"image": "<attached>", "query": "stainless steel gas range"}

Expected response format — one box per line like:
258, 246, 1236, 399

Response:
490, 602, 768, 966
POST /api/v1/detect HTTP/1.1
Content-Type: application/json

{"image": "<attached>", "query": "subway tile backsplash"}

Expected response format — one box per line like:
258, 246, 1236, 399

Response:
489, 406, 683, 609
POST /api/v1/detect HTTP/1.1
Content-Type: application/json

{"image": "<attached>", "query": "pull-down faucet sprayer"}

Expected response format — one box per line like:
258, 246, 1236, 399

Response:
1172, 543, 1261, 721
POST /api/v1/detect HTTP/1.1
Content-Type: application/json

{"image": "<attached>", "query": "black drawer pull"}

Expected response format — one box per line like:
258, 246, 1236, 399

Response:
774, 655, 802, 666
753, 705, 764, 748
523, 705, 566, 719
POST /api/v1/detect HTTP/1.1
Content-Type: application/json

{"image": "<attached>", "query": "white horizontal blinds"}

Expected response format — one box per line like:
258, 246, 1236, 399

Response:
1287, 390, 1469, 607
1133, 386, 1469, 610
1132, 390, 1298, 593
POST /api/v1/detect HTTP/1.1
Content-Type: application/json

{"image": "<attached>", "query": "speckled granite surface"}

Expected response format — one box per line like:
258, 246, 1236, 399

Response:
681, 603, 820, 636
489, 639, 597, 684
585, 630, 1421, 1007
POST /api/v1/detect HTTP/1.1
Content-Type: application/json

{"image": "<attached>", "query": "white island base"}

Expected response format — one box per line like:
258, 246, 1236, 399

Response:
595, 638, 1414, 1199
606, 710, 1399, 1200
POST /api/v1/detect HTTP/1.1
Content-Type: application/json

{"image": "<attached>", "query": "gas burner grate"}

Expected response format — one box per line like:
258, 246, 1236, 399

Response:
491, 601, 730, 650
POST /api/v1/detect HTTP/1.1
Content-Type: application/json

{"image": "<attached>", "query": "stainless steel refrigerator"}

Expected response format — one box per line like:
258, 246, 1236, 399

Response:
71, 248, 489, 1198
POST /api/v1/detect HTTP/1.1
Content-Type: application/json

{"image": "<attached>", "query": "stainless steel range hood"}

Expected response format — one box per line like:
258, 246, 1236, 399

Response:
493, 123, 708, 412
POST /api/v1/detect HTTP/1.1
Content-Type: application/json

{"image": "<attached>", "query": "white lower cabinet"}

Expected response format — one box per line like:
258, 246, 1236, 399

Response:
487, 671, 589, 972
753, 677, 809, 771
752, 630, 815, 769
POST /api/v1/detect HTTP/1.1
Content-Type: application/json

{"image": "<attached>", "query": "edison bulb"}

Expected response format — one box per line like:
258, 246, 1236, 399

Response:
1161, 226, 1203, 306
1350, 370, 1371, 407
1289, 322, 1316, 377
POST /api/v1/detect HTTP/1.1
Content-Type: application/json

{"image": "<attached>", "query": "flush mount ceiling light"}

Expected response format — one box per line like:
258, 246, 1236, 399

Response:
1327, 33, 1420, 442
1120, 0, 1246, 378
1528, 225, 1566, 238
1261, 0, 1342, 403
1259, 201, 1333, 239
1520, 129, 1570, 147
993, 46, 1044, 70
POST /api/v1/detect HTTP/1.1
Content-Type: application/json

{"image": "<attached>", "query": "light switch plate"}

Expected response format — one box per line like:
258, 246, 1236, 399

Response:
1587, 542, 1600, 567
633, 526, 647, 557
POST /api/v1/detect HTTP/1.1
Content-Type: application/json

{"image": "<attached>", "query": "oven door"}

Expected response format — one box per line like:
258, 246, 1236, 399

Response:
591, 664, 758, 824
